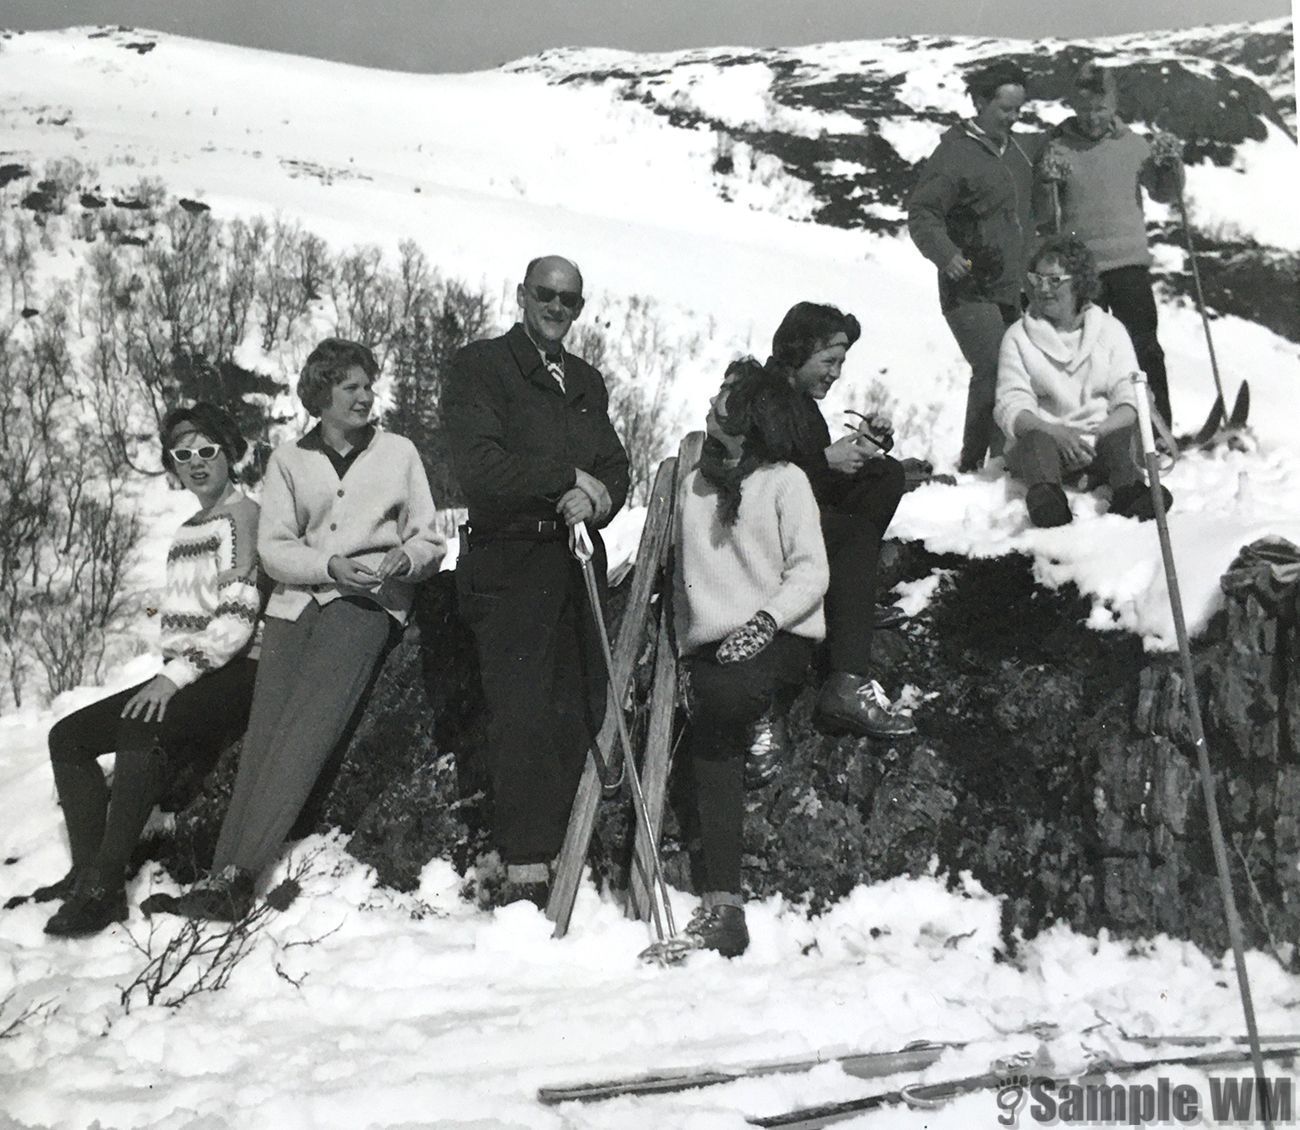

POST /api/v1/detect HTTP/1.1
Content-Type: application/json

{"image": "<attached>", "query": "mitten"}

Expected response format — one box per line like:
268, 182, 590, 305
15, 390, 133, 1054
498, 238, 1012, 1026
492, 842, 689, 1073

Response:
1149, 131, 1184, 168
1038, 144, 1071, 183
716, 610, 777, 665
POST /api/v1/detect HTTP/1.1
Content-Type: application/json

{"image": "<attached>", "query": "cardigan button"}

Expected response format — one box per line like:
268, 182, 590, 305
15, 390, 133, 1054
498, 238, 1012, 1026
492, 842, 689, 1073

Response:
329, 523, 337, 531
337, 489, 344, 498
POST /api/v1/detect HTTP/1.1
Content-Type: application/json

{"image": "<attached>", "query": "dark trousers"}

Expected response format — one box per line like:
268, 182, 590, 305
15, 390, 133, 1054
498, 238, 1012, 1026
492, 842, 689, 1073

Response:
48, 657, 257, 886
818, 456, 906, 677
944, 300, 1021, 472
1005, 425, 1141, 490
214, 598, 394, 875
685, 633, 813, 896
456, 536, 607, 865
1097, 266, 1171, 427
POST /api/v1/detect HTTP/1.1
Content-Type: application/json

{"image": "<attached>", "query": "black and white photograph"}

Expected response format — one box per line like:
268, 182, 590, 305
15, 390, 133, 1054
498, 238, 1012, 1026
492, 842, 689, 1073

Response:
0, 1, 1298, 1126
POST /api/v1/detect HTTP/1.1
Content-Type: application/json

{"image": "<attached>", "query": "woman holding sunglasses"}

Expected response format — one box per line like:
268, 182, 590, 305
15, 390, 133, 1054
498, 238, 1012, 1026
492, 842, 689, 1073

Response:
994, 235, 1171, 527
31, 403, 263, 937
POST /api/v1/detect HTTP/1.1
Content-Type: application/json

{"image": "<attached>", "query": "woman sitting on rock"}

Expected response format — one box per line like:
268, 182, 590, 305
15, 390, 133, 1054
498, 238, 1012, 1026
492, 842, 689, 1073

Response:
769, 301, 915, 740
152, 338, 445, 921
666, 359, 829, 959
28, 403, 263, 937
994, 234, 1171, 528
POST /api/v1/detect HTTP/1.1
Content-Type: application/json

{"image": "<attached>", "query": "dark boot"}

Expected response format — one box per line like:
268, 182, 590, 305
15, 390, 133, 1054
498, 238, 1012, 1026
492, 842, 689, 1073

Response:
1026, 483, 1072, 528
143, 867, 255, 922
5, 868, 79, 910
814, 673, 917, 738
44, 879, 127, 938
684, 904, 750, 958
1111, 482, 1172, 522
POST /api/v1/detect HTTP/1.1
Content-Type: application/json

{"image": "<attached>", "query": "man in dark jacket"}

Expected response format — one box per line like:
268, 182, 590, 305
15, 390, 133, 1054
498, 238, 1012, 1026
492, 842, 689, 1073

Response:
445, 255, 630, 906
908, 60, 1048, 472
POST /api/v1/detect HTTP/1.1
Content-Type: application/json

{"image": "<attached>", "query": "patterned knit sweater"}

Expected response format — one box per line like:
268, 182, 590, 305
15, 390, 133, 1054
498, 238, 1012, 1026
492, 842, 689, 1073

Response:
159, 491, 262, 689
673, 462, 828, 655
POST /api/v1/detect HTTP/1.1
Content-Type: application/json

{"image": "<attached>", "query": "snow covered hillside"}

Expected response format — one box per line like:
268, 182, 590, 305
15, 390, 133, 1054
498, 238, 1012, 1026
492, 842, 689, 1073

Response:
0, 21, 1295, 650
0, 21, 1299, 1130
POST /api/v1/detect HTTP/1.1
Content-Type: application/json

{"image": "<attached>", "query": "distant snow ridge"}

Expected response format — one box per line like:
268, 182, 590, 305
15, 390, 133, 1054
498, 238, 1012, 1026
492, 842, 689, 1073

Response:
511, 20, 1297, 247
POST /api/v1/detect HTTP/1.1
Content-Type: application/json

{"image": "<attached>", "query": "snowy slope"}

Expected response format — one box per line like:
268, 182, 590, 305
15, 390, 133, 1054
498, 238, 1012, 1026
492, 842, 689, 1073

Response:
1, 24, 1299, 1130
0, 23, 1296, 649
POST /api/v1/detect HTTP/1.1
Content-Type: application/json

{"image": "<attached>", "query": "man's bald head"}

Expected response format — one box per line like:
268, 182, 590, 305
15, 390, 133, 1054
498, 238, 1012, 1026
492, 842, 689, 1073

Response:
524, 255, 583, 292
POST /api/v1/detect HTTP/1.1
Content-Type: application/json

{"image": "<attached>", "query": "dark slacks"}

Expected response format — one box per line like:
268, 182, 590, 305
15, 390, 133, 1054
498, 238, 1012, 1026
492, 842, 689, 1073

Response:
1096, 266, 1171, 427
48, 657, 257, 884
214, 598, 394, 875
944, 300, 1021, 472
818, 456, 906, 678
685, 633, 814, 896
1005, 425, 1141, 490
456, 536, 607, 866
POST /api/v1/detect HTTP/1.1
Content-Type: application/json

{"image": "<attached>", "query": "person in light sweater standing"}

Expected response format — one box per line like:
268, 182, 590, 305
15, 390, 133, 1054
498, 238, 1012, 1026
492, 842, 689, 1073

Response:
28, 404, 263, 938
155, 339, 445, 921
1038, 62, 1184, 427
995, 236, 1172, 528
670, 359, 829, 958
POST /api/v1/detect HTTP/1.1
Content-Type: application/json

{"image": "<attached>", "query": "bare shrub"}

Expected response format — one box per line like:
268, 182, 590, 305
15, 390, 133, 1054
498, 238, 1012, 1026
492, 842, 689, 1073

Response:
120, 854, 332, 1012
384, 242, 492, 506
0, 989, 58, 1039
573, 295, 694, 506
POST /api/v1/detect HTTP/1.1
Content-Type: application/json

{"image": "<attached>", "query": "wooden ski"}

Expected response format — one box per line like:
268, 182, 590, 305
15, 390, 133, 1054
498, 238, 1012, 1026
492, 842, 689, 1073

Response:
546, 453, 678, 937
748, 1045, 1300, 1129
628, 431, 702, 924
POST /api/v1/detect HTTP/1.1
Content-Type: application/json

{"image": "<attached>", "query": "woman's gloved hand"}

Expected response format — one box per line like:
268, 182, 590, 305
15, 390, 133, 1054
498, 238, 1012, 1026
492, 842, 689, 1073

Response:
716, 610, 777, 665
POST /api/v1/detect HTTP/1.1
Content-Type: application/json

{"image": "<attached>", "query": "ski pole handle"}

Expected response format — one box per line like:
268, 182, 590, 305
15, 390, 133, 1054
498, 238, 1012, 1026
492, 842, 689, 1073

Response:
569, 519, 595, 564
1129, 371, 1157, 459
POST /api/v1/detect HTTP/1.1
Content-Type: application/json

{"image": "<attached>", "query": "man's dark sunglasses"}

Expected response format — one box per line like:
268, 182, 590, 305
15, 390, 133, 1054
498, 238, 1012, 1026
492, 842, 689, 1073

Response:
529, 285, 583, 310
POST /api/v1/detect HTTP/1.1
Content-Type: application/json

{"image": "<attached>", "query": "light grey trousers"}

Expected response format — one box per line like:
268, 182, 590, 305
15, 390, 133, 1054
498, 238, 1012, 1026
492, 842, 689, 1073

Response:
213, 597, 393, 876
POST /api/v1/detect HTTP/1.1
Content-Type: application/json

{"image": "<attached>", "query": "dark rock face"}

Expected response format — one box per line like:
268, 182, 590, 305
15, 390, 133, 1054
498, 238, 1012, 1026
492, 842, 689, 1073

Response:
139, 543, 1300, 958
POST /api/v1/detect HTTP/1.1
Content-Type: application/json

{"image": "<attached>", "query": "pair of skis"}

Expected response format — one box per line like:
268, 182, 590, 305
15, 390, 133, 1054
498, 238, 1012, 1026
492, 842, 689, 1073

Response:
1175, 178, 1251, 449
540, 1030, 1300, 1127
546, 433, 703, 939
1188, 379, 1251, 448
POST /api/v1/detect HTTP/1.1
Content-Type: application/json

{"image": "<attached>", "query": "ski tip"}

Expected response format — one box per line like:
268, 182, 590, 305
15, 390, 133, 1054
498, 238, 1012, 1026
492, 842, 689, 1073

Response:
1190, 396, 1226, 446
1229, 381, 1250, 429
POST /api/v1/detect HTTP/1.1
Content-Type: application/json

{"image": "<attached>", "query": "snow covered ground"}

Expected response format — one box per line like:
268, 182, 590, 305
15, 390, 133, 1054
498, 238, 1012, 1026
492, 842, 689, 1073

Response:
1, 23, 1299, 1130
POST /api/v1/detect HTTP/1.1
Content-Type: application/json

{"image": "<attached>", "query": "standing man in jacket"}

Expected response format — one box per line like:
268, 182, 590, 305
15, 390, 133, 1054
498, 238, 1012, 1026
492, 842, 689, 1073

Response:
445, 255, 630, 907
908, 60, 1048, 473
1039, 63, 1183, 428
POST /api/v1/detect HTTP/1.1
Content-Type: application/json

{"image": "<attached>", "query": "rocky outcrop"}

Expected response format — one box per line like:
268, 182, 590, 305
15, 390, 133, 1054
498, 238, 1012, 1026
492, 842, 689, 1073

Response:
141, 540, 1300, 959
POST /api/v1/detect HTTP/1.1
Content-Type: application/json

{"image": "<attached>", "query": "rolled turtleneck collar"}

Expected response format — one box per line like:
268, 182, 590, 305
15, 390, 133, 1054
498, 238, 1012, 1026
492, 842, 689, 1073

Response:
1020, 304, 1105, 370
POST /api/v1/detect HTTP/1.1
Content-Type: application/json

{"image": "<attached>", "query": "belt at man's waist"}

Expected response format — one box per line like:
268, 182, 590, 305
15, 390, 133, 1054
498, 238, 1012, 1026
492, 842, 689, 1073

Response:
460, 518, 572, 548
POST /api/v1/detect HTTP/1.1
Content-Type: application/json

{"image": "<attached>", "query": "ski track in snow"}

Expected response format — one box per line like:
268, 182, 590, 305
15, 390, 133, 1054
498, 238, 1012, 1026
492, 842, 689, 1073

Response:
1, 24, 1299, 1129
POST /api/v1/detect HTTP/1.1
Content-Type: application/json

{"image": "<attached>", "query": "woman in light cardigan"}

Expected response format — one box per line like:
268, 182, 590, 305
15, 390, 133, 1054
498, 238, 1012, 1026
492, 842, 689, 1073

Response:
666, 359, 829, 960
994, 235, 1171, 528
154, 339, 445, 921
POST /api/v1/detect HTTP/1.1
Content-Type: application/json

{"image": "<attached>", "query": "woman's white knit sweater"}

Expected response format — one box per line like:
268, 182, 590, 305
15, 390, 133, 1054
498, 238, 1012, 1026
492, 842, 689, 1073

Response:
159, 491, 262, 689
994, 305, 1141, 453
673, 462, 828, 655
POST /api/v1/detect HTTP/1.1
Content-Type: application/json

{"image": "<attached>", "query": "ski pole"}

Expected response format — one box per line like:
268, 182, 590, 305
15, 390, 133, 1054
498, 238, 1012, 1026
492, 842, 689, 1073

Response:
1174, 183, 1230, 418
569, 520, 677, 942
1131, 371, 1274, 1130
